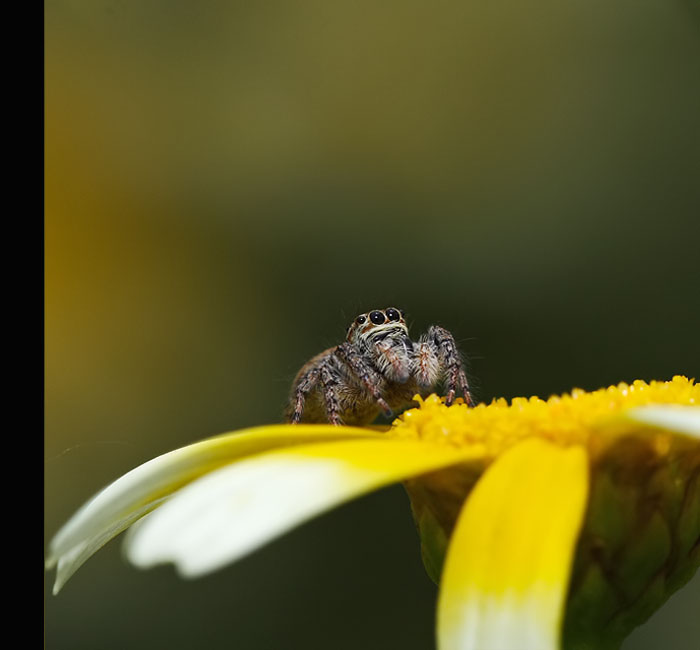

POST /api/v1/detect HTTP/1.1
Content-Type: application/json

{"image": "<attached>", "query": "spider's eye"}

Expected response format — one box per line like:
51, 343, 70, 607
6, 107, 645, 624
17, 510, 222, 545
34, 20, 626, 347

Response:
369, 310, 386, 325
386, 308, 401, 321
355, 315, 367, 325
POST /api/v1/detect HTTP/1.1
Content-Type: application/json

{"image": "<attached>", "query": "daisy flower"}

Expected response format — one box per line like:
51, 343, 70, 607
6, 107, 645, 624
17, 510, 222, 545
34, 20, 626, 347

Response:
46, 376, 699, 650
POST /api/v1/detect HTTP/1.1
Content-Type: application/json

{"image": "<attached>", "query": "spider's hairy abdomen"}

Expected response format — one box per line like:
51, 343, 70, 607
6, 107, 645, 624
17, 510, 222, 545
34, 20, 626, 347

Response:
286, 309, 472, 426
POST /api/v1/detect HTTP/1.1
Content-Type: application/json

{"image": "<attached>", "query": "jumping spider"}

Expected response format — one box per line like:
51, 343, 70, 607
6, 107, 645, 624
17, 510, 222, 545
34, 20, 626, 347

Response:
286, 308, 473, 426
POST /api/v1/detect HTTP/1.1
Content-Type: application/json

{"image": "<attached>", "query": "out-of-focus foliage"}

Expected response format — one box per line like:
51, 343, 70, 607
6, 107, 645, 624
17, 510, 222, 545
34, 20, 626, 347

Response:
45, 2, 700, 649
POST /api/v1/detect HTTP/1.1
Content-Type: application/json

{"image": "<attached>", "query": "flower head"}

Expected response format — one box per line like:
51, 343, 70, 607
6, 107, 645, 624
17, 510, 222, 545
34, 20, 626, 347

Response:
395, 377, 699, 649
46, 376, 699, 650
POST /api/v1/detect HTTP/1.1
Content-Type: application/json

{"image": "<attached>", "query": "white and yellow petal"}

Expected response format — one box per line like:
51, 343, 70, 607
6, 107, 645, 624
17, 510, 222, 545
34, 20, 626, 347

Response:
126, 438, 484, 578
437, 438, 589, 650
46, 425, 381, 594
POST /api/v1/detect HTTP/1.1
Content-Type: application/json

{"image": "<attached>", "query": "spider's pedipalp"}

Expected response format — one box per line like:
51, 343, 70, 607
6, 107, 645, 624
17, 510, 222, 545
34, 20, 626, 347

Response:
414, 336, 440, 389
373, 338, 412, 384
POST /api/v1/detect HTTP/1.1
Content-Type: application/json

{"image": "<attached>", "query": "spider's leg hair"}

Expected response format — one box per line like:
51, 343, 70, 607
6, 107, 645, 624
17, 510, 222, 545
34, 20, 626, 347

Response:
335, 343, 392, 417
288, 365, 321, 424
427, 324, 474, 407
319, 357, 343, 425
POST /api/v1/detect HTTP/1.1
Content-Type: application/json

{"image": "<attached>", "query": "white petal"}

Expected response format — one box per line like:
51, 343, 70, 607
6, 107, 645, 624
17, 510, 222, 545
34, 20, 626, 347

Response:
47, 426, 378, 593
626, 405, 700, 437
126, 438, 481, 578
51, 499, 167, 595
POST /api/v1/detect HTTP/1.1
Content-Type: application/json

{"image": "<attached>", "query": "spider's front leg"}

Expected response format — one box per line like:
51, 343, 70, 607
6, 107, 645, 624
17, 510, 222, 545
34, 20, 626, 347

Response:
420, 325, 473, 407
288, 364, 320, 424
334, 343, 393, 418
318, 356, 344, 425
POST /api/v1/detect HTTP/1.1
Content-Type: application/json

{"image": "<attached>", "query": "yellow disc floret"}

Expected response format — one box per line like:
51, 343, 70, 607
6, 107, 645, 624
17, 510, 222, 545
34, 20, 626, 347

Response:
391, 375, 698, 458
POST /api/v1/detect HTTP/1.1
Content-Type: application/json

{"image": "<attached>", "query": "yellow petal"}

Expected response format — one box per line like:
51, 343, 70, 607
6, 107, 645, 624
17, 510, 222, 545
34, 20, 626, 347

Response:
126, 438, 484, 578
437, 438, 589, 650
47, 425, 379, 594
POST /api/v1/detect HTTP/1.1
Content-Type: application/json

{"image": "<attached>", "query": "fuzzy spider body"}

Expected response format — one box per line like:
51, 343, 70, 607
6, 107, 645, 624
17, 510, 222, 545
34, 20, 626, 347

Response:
286, 308, 473, 426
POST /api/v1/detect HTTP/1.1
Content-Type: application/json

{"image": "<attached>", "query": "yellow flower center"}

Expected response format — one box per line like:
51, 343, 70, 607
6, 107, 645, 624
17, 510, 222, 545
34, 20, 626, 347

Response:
390, 375, 698, 459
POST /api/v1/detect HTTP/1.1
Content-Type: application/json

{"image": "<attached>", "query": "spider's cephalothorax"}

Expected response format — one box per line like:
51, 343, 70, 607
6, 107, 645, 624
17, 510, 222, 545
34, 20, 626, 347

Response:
286, 308, 473, 426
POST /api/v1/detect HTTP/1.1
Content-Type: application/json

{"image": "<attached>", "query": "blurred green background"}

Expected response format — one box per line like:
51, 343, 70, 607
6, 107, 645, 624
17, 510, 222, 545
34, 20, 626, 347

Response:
45, 1, 699, 649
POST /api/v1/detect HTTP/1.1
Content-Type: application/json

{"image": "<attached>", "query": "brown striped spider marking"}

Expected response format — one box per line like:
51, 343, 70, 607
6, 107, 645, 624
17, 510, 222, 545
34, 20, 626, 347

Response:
286, 308, 473, 426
